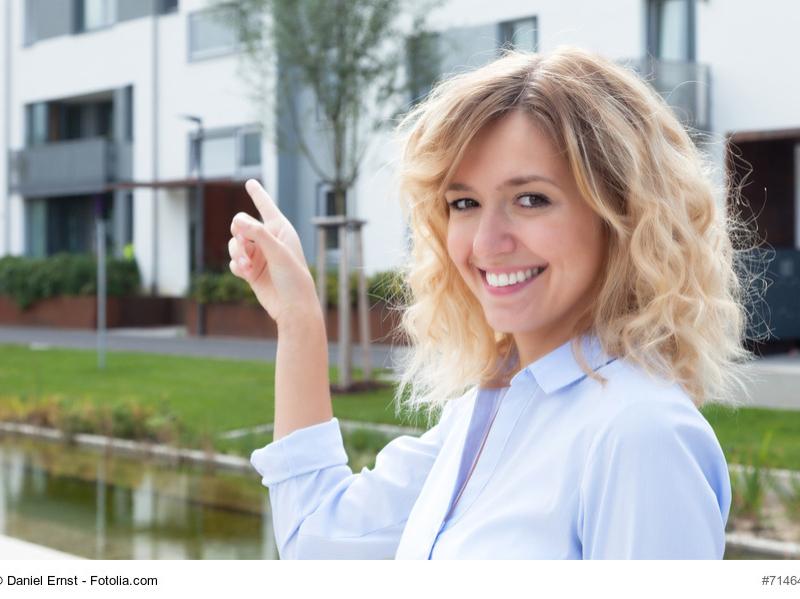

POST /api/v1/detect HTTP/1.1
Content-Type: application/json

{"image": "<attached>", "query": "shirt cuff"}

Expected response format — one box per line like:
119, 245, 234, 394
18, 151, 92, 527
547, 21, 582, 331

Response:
250, 417, 349, 486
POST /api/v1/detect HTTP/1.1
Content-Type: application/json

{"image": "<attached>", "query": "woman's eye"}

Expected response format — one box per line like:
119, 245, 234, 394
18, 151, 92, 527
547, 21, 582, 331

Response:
518, 193, 550, 208
448, 198, 478, 211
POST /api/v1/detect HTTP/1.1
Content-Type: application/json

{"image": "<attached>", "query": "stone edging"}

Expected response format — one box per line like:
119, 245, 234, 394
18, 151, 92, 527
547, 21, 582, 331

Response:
0, 422, 252, 473
725, 532, 800, 558
217, 419, 423, 440
1, 420, 798, 559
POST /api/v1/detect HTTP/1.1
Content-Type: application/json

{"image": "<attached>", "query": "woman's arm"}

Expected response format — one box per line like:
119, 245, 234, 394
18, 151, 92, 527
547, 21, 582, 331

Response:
230, 179, 465, 559
228, 179, 332, 440
273, 308, 332, 441
251, 399, 461, 559
577, 397, 731, 559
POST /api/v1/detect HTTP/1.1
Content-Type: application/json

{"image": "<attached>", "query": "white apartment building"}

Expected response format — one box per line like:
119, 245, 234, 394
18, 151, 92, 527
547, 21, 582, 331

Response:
1, 0, 798, 335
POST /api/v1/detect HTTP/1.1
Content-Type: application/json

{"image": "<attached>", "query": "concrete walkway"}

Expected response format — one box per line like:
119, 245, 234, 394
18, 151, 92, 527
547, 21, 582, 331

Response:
739, 355, 800, 410
0, 325, 403, 373
0, 534, 81, 559
0, 325, 798, 409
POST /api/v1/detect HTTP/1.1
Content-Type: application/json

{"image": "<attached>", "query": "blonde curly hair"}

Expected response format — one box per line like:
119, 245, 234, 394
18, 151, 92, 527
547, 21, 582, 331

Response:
391, 45, 765, 420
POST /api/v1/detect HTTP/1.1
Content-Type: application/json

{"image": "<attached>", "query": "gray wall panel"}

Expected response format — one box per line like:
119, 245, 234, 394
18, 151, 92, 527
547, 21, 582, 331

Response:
117, 0, 154, 23
25, 0, 74, 44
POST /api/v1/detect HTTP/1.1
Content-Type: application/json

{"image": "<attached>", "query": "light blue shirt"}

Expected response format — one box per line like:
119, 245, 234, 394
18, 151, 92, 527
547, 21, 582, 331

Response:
250, 334, 731, 559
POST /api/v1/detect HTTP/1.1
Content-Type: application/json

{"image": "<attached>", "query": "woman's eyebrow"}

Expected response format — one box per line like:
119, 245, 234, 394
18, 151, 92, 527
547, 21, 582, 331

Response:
446, 174, 561, 192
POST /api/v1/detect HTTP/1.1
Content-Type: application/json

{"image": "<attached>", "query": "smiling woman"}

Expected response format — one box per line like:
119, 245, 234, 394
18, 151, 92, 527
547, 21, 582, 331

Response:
395, 47, 758, 413
242, 45, 764, 560
443, 110, 607, 368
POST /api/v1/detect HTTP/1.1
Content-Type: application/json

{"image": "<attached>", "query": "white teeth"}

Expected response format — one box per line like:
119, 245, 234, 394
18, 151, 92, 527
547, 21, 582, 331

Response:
485, 267, 543, 288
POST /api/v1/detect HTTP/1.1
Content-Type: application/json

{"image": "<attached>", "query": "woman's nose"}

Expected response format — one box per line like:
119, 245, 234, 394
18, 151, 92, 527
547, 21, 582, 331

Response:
473, 209, 515, 259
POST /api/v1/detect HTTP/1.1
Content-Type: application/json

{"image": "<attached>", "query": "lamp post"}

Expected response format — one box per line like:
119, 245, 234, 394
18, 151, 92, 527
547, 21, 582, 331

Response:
181, 114, 205, 336
95, 194, 107, 369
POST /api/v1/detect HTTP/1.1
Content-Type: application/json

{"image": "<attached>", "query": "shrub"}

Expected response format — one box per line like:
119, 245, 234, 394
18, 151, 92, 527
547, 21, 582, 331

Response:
0, 254, 141, 308
189, 267, 407, 308
770, 472, 800, 528
190, 271, 258, 306
730, 430, 774, 531
0, 395, 181, 444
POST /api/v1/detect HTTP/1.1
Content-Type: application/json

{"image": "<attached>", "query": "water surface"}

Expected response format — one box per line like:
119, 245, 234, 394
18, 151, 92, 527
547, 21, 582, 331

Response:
0, 435, 277, 559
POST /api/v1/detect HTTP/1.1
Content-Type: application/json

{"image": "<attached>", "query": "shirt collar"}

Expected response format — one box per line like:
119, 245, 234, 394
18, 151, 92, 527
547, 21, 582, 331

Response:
509, 333, 616, 394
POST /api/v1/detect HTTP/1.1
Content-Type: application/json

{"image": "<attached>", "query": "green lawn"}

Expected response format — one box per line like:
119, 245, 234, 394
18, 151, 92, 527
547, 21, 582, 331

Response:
700, 404, 800, 470
0, 344, 409, 443
0, 344, 798, 470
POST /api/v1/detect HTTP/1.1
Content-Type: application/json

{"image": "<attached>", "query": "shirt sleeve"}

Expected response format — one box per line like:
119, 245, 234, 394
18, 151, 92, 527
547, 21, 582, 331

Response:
250, 398, 461, 560
577, 397, 731, 559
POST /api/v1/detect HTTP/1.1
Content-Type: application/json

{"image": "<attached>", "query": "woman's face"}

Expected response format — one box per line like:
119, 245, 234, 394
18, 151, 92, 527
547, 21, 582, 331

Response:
445, 110, 606, 365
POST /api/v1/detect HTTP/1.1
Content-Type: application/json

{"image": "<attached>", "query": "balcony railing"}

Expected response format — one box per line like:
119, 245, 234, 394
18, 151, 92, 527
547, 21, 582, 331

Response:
9, 137, 132, 197
625, 57, 711, 132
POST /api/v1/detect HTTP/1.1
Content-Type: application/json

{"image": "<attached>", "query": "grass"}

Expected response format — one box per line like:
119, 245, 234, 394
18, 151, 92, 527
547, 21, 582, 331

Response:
0, 344, 413, 448
700, 404, 800, 470
728, 431, 773, 530
1, 344, 799, 471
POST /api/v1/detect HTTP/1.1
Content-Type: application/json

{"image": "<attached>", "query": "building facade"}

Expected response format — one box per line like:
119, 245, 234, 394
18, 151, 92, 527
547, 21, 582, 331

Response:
1, 0, 798, 335
1, 0, 278, 296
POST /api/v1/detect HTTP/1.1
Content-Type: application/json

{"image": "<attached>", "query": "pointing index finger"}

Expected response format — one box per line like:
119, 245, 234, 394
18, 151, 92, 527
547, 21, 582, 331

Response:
245, 179, 282, 223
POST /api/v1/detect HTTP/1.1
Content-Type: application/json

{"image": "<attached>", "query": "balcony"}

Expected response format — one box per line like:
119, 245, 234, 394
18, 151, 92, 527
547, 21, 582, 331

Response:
9, 138, 132, 198
626, 57, 711, 132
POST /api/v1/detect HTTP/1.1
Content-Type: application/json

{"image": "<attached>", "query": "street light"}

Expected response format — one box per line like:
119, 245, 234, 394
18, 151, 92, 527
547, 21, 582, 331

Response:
181, 114, 205, 336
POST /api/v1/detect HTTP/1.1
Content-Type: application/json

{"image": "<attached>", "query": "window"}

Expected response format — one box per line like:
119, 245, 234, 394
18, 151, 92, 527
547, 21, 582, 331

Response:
26, 196, 94, 256
239, 130, 262, 168
96, 101, 113, 138
25, 103, 49, 147
647, 0, 695, 61
63, 104, 83, 140
25, 198, 47, 257
406, 31, 440, 105
24, 0, 38, 45
199, 135, 237, 178
499, 16, 537, 52
76, 0, 116, 32
188, 8, 239, 61
190, 126, 261, 177
159, 0, 178, 14
124, 85, 134, 141
124, 192, 134, 246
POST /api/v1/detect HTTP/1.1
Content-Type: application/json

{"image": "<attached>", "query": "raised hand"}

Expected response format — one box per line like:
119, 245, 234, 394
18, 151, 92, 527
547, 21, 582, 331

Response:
228, 179, 319, 325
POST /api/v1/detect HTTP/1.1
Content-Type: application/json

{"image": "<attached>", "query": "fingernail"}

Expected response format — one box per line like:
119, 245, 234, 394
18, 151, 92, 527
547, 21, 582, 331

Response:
236, 234, 244, 243
238, 256, 249, 266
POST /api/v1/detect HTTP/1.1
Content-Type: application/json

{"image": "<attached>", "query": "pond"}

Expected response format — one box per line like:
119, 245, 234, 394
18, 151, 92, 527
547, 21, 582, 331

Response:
0, 435, 277, 559
0, 434, 788, 560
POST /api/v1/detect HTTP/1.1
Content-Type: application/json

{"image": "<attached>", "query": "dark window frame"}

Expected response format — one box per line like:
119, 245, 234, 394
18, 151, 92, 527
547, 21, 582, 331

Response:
646, 0, 696, 62
498, 15, 539, 53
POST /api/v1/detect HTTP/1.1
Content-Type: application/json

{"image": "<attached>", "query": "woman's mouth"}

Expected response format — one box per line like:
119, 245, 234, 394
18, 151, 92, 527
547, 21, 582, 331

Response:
479, 265, 547, 295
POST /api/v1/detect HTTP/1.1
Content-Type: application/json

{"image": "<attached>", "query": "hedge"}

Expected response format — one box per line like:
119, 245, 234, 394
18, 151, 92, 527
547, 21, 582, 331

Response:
0, 254, 141, 309
190, 267, 408, 308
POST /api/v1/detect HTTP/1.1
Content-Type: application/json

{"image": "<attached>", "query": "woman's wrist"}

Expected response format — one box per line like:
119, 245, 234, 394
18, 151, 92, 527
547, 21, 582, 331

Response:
276, 302, 326, 336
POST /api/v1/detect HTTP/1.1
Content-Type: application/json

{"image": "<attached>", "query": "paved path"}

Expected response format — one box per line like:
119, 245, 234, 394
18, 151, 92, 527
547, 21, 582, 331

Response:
0, 325, 404, 373
0, 534, 80, 559
739, 356, 800, 410
0, 326, 798, 409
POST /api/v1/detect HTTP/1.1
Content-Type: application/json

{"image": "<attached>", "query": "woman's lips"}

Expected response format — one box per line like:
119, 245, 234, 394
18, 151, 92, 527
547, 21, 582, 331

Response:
479, 265, 547, 296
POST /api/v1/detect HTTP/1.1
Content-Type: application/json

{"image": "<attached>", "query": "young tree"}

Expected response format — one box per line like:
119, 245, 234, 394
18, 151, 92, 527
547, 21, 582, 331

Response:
215, 0, 440, 390
219, 0, 440, 216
